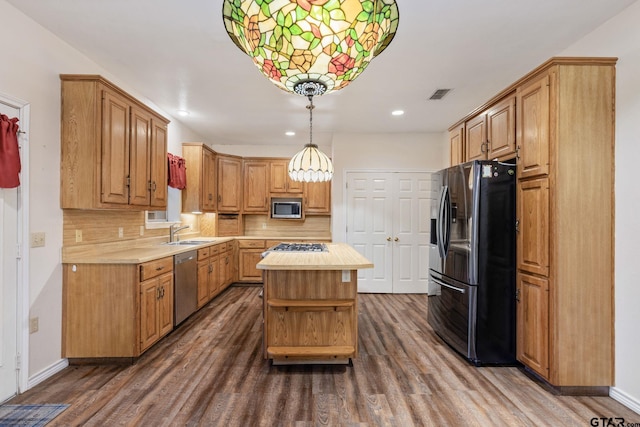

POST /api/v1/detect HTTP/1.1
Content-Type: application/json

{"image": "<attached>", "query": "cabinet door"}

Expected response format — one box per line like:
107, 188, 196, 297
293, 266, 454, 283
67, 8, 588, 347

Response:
203, 149, 217, 212
129, 106, 152, 207
239, 249, 264, 282
150, 119, 168, 208
243, 161, 269, 213
218, 156, 242, 212
517, 74, 550, 178
517, 177, 549, 277
197, 260, 210, 308
210, 255, 221, 298
304, 181, 331, 214
516, 272, 550, 379
101, 88, 130, 205
158, 273, 174, 336
465, 114, 487, 161
449, 124, 465, 166
140, 279, 160, 352
487, 96, 516, 160
270, 160, 304, 193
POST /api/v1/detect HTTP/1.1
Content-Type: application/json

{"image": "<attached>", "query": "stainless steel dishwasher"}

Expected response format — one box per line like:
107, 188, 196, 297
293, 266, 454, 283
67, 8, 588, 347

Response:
174, 250, 198, 325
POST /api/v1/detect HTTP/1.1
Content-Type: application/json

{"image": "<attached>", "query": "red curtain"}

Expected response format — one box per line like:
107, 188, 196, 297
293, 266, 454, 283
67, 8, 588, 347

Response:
167, 153, 186, 189
0, 114, 21, 188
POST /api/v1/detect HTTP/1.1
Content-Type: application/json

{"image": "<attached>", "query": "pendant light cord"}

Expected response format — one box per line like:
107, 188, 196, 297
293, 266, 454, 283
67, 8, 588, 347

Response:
307, 94, 314, 147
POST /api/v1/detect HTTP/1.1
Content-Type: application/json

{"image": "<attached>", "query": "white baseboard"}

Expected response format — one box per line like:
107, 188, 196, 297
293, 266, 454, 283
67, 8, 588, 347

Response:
610, 387, 640, 415
26, 358, 69, 391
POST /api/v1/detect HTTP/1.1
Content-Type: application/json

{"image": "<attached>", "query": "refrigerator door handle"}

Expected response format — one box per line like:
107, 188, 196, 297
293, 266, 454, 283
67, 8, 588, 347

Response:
436, 186, 448, 258
442, 186, 451, 255
431, 276, 466, 294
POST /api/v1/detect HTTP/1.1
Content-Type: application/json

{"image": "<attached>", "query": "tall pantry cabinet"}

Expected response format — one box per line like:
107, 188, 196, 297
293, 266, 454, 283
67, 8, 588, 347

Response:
515, 58, 615, 390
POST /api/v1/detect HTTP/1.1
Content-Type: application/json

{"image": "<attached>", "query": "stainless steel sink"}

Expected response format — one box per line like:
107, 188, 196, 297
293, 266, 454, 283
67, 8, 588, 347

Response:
162, 241, 200, 246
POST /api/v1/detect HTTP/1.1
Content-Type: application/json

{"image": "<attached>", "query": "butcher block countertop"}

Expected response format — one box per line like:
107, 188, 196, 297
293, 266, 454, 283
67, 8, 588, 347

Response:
257, 243, 373, 270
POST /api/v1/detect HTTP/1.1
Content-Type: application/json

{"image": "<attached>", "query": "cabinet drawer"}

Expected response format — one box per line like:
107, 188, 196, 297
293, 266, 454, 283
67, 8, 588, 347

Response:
140, 257, 173, 281
197, 247, 210, 260
238, 240, 266, 249
209, 244, 221, 256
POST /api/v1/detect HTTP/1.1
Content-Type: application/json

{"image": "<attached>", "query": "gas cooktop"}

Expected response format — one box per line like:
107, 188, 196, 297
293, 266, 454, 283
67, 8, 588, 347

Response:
270, 243, 328, 252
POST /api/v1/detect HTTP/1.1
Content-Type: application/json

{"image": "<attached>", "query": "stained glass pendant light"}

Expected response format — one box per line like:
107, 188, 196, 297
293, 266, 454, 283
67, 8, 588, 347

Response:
222, 0, 399, 97
288, 92, 333, 182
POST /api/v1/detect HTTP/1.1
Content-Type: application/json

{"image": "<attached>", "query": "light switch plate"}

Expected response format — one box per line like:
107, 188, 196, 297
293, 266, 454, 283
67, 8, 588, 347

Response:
31, 232, 45, 248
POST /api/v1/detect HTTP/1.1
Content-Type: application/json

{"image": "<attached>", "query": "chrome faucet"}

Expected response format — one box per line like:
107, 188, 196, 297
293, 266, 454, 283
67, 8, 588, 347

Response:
169, 224, 190, 242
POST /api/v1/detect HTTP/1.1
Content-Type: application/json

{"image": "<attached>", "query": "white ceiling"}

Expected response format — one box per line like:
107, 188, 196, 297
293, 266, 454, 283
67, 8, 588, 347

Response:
7, 0, 637, 147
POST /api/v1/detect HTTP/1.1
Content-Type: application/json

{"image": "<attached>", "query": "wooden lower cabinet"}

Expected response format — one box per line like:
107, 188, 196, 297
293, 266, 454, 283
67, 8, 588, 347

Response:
140, 272, 174, 352
238, 240, 266, 283
219, 242, 235, 290
263, 269, 358, 363
516, 273, 549, 379
62, 256, 174, 359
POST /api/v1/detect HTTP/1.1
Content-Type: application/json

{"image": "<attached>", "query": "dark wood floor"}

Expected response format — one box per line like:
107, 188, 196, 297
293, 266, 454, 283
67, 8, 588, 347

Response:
9, 286, 638, 426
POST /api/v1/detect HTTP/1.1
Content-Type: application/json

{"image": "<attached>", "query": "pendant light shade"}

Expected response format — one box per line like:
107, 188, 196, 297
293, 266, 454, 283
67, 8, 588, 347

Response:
288, 144, 334, 182
222, 0, 399, 96
288, 94, 333, 182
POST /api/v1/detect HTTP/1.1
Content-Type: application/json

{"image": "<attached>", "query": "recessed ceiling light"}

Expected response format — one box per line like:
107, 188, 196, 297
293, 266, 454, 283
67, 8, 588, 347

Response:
392, 110, 404, 116
177, 110, 190, 117
285, 131, 296, 136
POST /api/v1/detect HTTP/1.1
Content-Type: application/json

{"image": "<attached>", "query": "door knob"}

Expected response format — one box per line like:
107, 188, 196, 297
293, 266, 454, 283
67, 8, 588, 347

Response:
386, 237, 391, 241
394, 237, 399, 242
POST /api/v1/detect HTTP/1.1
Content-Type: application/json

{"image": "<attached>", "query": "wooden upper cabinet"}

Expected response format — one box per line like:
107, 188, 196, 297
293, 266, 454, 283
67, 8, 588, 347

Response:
129, 105, 152, 207
181, 143, 217, 213
270, 160, 303, 193
243, 160, 269, 213
100, 88, 131, 206
517, 74, 550, 179
60, 75, 169, 210
304, 181, 331, 214
449, 124, 465, 166
486, 95, 516, 160
217, 155, 243, 213
150, 120, 168, 207
465, 114, 487, 161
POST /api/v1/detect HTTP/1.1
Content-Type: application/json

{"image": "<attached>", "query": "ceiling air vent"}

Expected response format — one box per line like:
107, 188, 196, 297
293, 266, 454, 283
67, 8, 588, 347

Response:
429, 89, 451, 100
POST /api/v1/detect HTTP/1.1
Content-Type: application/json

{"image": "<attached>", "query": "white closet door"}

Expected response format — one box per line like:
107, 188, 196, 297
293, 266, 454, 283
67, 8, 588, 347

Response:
346, 171, 433, 294
392, 173, 431, 293
346, 173, 394, 293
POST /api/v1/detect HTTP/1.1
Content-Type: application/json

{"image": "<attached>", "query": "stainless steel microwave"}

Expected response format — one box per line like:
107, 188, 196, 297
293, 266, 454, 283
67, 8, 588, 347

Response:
271, 198, 302, 219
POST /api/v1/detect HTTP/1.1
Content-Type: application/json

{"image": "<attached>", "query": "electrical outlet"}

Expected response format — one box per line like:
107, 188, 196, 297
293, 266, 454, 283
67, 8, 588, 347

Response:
118, 227, 124, 238
31, 232, 45, 248
29, 317, 39, 334
75, 230, 83, 243
139, 226, 145, 236
262, 223, 267, 229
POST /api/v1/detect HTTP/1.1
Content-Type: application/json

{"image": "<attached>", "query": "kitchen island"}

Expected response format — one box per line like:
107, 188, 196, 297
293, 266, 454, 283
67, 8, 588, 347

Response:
257, 243, 373, 364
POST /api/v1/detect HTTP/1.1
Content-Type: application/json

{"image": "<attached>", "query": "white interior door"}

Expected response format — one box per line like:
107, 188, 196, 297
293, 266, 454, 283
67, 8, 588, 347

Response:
392, 173, 432, 293
346, 171, 433, 293
346, 173, 394, 293
0, 101, 20, 402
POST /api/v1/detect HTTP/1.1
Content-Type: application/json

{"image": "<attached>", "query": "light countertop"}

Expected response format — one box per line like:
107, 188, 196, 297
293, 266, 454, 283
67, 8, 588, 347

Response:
257, 243, 373, 270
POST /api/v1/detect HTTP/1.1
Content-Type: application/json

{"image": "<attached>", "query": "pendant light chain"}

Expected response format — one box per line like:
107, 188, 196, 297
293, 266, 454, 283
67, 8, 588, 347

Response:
307, 95, 314, 147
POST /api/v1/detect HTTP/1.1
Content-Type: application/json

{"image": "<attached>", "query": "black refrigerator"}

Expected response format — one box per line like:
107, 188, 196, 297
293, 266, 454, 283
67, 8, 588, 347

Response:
427, 159, 517, 365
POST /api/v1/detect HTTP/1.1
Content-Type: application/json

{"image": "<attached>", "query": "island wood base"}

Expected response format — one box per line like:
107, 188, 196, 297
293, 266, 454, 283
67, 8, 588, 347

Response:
262, 269, 358, 364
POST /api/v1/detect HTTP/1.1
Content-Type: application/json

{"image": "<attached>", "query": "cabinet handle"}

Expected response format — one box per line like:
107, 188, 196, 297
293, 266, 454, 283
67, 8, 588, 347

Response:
208, 193, 213, 201
156, 266, 164, 271
218, 195, 221, 203
515, 219, 520, 233
515, 288, 521, 302
516, 146, 521, 160
480, 142, 486, 153
157, 287, 161, 300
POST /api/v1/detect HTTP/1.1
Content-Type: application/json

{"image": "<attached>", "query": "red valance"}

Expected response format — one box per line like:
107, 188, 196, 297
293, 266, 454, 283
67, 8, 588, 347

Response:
0, 114, 21, 188
168, 153, 186, 189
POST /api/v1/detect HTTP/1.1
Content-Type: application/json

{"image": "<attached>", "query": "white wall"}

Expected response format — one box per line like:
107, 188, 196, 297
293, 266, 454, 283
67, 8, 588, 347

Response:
559, 0, 640, 410
0, 0, 206, 379
331, 132, 447, 242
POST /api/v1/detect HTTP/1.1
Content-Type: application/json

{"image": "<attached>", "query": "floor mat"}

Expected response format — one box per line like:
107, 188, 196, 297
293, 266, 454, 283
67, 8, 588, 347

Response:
0, 404, 69, 426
